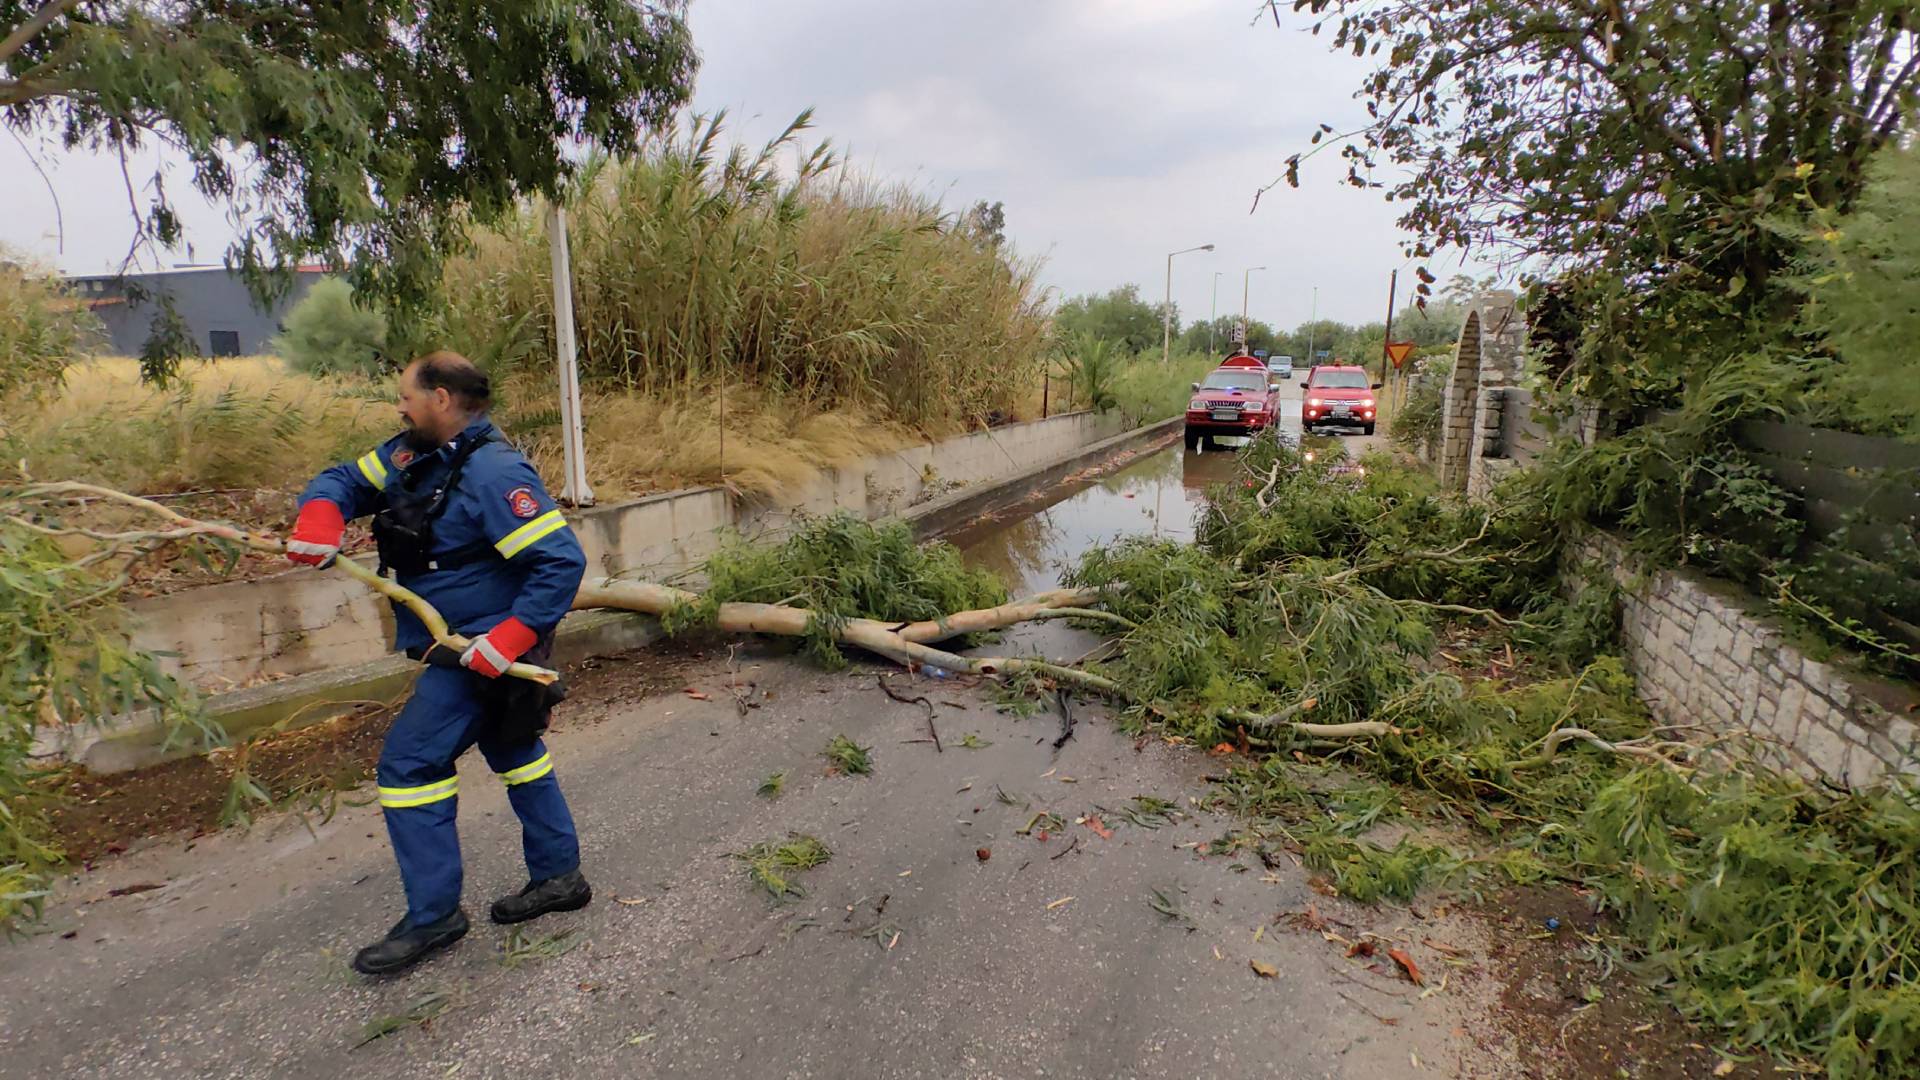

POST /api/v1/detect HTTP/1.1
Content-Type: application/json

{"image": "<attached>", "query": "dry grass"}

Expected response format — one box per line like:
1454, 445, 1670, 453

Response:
5, 356, 392, 495
4, 357, 937, 513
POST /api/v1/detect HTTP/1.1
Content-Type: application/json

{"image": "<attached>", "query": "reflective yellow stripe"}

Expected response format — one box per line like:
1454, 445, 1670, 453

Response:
378, 776, 457, 809
499, 753, 553, 786
495, 510, 567, 559
356, 451, 390, 490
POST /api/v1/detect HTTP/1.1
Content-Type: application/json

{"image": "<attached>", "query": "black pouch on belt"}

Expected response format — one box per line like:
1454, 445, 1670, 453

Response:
416, 635, 568, 746
486, 634, 567, 746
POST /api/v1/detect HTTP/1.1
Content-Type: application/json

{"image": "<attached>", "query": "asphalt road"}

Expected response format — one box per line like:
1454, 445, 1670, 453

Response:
0, 644, 1508, 1080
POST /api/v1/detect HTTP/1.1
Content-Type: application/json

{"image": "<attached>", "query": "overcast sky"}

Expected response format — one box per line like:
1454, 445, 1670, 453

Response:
0, 0, 1473, 330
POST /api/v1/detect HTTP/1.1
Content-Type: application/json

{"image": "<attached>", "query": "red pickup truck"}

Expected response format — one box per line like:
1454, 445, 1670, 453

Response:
1185, 358, 1279, 451
1301, 364, 1382, 436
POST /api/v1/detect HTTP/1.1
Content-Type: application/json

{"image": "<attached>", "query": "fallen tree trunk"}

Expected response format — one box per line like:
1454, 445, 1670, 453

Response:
9, 483, 1385, 744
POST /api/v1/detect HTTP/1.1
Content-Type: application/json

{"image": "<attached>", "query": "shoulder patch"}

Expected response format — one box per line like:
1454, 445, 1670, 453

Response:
505, 485, 541, 519
391, 448, 416, 468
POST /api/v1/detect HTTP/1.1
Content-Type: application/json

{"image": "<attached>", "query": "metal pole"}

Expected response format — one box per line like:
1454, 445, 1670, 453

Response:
1209, 272, 1221, 357
1162, 251, 1174, 367
547, 204, 594, 506
1380, 268, 1398, 389
1305, 285, 1318, 366
1242, 266, 1265, 332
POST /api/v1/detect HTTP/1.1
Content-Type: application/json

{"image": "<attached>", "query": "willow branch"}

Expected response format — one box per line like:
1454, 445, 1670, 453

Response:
11, 482, 558, 685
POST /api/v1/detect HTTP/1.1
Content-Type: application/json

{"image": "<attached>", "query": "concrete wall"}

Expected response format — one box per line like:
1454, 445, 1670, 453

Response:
128, 410, 1131, 690
67, 268, 326, 356
1575, 533, 1919, 787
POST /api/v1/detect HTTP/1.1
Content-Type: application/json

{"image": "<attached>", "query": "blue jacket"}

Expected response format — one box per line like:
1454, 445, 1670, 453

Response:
297, 417, 587, 653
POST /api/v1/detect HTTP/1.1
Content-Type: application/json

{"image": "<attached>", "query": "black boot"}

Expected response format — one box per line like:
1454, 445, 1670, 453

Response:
490, 869, 592, 924
352, 908, 470, 976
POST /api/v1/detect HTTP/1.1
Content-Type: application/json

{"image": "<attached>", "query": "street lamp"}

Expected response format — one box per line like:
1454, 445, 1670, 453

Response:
1209, 271, 1223, 358
1163, 243, 1215, 365
1236, 267, 1267, 351
1241, 266, 1267, 327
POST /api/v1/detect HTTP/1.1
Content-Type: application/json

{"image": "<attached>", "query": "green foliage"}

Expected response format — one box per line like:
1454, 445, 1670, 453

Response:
2, 0, 697, 354
734, 834, 832, 900
1301, 833, 1462, 903
421, 113, 1050, 431
278, 279, 389, 378
1072, 426, 1920, 1073
1111, 352, 1217, 429
0, 519, 207, 934
1288, 0, 1918, 413
1387, 355, 1445, 457
757, 771, 786, 799
823, 734, 873, 777
1054, 332, 1121, 413
0, 258, 97, 400
1052, 284, 1169, 356
1792, 141, 1920, 441
669, 513, 1006, 668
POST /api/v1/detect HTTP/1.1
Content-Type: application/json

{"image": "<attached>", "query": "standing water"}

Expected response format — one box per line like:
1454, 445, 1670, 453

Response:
944, 441, 1241, 596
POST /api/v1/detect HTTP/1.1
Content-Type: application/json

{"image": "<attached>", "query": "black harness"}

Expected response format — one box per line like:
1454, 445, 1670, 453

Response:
372, 433, 493, 578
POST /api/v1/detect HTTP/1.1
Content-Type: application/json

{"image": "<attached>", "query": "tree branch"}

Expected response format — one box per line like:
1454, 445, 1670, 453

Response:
0, 0, 78, 67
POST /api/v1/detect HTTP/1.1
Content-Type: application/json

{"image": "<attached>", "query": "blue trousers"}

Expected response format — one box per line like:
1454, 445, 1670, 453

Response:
376, 665, 580, 927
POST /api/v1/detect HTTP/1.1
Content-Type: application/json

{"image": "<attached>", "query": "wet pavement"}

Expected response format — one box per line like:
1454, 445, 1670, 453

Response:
948, 377, 1382, 600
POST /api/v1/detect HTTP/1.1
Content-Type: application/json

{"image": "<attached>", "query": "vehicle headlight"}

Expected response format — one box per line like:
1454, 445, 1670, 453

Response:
1189, 399, 1206, 411
1307, 398, 1323, 406
1243, 401, 1263, 413
1360, 398, 1375, 407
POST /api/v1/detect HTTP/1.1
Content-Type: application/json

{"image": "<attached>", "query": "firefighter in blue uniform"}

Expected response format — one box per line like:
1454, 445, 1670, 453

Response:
287, 351, 592, 975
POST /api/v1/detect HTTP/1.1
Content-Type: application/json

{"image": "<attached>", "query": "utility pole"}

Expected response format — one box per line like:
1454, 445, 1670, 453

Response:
1379, 268, 1398, 390
1162, 243, 1215, 365
1242, 266, 1266, 325
1209, 271, 1222, 357
1304, 286, 1318, 367
547, 204, 593, 506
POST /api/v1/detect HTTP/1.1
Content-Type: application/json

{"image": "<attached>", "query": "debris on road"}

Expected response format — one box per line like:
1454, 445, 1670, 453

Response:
1251, 959, 1279, 979
976, 847, 991, 862
1387, 947, 1425, 986
1046, 896, 1074, 911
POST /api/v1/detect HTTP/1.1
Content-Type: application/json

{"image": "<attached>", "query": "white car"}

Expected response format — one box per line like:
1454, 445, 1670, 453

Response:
1266, 355, 1294, 380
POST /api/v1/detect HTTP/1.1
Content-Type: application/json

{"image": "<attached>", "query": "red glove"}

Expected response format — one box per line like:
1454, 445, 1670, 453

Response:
287, 500, 346, 566
460, 617, 538, 679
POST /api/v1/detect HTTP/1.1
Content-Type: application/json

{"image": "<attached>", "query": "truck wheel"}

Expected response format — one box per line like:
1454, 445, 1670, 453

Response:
1362, 423, 1376, 436
1184, 428, 1201, 452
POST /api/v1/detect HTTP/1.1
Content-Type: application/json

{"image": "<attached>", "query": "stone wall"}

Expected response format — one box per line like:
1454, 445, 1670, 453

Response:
1438, 292, 1528, 494
1576, 533, 1919, 787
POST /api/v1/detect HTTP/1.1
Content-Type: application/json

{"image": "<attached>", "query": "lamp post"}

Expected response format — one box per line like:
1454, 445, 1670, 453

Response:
1209, 271, 1222, 357
1239, 266, 1267, 352
1163, 243, 1215, 365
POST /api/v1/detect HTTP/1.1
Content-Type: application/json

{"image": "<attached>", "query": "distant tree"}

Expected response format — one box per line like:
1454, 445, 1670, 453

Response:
0, 252, 98, 397
1053, 284, 1169, 356
961, 200, 1007, 249
1179, 316, 1275, 356
0, 0, 697, 381
278, 278, 388, 377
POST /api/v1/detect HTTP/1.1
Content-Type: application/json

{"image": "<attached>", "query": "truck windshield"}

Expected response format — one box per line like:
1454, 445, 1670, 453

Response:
1313, 371, 1370, 388
1201, 371, 1267, 390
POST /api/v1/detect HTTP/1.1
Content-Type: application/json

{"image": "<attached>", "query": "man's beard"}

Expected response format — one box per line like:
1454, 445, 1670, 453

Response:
401, 423, 442, 451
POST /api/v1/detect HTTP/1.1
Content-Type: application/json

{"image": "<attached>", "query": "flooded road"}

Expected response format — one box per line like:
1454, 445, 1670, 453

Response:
945, 440, 1241, 595
947, 376, 1383, 598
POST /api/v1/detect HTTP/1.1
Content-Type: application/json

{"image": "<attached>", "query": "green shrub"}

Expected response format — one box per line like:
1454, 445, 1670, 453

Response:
278, 278, 388, 377
1795, 141, 1920, 440
0, 256, 99, 400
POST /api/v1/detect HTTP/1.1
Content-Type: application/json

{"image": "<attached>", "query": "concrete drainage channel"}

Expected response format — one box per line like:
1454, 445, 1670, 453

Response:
46, 415, 1182, 774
